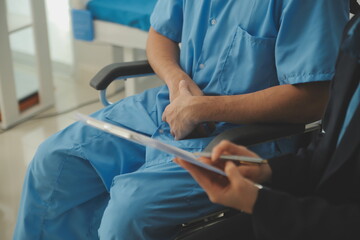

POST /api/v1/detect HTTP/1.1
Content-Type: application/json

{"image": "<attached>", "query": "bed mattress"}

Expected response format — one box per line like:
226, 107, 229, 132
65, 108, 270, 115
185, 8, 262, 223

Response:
87, 0, 157, 31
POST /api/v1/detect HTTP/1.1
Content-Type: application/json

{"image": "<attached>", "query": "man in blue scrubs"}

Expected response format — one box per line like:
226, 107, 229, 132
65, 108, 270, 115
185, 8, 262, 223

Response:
14, 0, 349, 239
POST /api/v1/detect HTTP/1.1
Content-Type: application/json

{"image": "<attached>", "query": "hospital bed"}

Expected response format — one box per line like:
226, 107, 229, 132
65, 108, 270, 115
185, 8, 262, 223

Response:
69, 0, 158, 97
90, 60, 322, 239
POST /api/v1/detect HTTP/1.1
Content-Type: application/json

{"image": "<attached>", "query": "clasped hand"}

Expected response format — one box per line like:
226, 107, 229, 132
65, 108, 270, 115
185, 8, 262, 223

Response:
162, 80, 210, 140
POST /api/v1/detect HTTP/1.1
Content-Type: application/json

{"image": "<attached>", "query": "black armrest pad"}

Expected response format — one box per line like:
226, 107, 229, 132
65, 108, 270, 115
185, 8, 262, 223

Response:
90, 60, 154, 90
205, 123, 306, 151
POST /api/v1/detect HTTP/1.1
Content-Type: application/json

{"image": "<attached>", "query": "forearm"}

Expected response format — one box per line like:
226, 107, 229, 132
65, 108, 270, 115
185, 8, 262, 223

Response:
146, 28, 193, 95
192, 81, 330, 124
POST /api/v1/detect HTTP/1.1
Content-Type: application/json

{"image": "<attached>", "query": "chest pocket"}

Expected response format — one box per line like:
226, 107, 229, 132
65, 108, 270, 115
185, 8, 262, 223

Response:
218, 26, 278, 95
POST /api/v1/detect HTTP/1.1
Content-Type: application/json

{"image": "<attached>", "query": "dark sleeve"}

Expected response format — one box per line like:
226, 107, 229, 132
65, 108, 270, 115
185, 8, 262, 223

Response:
267, 134, 322, 195
252, 187, 360, 240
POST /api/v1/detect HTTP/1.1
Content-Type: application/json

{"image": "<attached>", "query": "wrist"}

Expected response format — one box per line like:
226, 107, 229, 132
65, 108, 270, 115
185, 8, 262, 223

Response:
165, 71, 191, 90
190, 96, 207, 124
241, 182, 260, 214
167, 77, 193, 101
193, 96, 222, 123
260, 163, 273, 184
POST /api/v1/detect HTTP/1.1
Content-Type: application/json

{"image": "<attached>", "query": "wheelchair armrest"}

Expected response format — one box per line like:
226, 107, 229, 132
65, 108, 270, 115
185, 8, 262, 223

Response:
90, 60, 154, 90
204, 121, 321, 152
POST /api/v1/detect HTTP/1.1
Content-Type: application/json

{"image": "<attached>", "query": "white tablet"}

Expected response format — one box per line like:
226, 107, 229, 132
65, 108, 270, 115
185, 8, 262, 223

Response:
75, 113, 226, 176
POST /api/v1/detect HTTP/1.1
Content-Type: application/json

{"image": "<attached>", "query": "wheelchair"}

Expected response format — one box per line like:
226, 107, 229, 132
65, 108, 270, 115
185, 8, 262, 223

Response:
89, 60, 321, 240
86, 1, 360, 238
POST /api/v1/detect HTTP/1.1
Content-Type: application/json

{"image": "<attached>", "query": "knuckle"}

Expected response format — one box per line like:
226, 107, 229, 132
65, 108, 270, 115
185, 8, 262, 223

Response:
220, 140, 230, 145
209, 195, 220, 203
242, 168, 252, 177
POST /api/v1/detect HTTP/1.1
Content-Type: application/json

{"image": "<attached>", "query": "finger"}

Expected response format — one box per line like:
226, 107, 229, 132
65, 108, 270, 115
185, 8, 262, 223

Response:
211, 140, 242, 161
174, 134, 180, 140
175, 126, 195, 140
174, 157, 197, 171
162, 108, 167, 122
212, 140, 259, 161
197, 156, 213, 164
175, 158, 216, 187
174, 129, 183, 140
224, 161, 244, 185
178, 158, 206, 173
174, 157, 189, 169
197, 156, 227, 170
238, 165, 258, 179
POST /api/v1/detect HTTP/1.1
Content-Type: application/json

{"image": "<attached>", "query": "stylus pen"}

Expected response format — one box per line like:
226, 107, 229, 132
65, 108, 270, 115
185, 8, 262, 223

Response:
193, 152, 268, 165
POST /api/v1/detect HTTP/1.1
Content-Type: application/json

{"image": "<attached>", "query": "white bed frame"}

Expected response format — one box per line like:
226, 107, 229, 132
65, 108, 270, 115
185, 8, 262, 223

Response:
70, 0, 153, 97
0, 0, 54, 129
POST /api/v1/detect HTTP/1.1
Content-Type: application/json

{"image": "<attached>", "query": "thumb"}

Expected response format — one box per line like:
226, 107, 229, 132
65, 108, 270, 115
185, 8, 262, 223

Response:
179, 80, 191, 96
225, 161, 243, 184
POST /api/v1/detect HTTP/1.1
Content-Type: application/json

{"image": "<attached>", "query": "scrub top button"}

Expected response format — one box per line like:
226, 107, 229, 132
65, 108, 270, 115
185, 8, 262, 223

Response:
199, 63, 205, 69
211, 19, 217, 25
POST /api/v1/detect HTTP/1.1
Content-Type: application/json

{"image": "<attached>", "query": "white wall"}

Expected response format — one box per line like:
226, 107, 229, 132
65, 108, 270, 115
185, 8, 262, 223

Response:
45, 0, 73, 66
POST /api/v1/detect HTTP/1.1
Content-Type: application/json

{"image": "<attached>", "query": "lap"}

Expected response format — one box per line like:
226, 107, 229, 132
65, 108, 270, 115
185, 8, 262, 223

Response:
32, 86, 168, 189
99, 162, 223, 239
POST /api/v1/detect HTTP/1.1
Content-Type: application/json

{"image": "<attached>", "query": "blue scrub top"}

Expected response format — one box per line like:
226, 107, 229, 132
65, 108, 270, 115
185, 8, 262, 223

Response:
150, 0, 349, 96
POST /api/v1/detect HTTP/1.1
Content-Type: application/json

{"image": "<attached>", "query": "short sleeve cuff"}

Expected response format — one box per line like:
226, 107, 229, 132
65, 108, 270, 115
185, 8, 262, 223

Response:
150, 0, 183, 43
279, 72, 334, 85
275, 0, 348, 86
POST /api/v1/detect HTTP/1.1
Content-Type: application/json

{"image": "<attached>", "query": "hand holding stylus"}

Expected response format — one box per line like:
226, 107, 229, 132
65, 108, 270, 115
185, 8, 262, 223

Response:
174, 140, 273, 213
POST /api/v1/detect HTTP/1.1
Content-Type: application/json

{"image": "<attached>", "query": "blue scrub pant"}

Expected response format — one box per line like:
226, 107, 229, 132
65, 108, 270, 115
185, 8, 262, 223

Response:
13, 86, 288, 239
13, 87, 225, 240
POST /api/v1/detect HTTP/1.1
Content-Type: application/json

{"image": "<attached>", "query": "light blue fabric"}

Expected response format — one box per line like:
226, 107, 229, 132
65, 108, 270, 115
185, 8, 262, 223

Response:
151, 0, 348, 93
87, 0, 157, 31
14, 1, 349, 239
14, 88, 223, 240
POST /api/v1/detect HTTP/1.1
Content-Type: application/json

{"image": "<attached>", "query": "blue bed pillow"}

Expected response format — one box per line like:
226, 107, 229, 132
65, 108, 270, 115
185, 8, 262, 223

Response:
72, 9, 94, 41
87, 0, 157, 31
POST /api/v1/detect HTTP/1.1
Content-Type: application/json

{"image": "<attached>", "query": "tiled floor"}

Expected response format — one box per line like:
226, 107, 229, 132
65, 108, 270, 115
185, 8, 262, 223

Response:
0, 68, 125, 240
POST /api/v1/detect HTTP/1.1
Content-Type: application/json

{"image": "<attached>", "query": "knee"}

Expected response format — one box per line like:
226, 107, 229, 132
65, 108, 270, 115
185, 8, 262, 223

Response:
98, 187, 156, 239
30, 137, 63, 173
30, 121, 89, 170
29, 130, 82, 183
